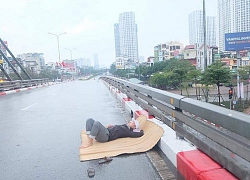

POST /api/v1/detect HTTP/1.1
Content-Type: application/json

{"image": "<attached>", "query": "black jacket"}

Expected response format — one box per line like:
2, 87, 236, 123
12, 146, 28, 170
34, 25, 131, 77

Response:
107, 124, 144, 141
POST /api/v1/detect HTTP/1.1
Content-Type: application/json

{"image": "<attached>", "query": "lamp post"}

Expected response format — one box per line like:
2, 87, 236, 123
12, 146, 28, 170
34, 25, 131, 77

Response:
48, 32, 67, 63
203, 0, 209, 102
65, 48, 76, 61
203, 0, 207, 71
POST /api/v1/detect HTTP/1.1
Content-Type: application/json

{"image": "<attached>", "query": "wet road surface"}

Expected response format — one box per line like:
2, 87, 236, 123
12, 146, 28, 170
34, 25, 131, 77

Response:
0, 78, 163, 180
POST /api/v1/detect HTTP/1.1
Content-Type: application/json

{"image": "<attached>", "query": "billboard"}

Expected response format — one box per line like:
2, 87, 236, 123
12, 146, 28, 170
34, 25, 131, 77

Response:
225, 31, 250, 51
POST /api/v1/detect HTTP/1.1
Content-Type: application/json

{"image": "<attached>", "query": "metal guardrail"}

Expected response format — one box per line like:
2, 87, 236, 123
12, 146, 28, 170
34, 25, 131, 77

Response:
0, 79, 49, 92
100, 76, 250, 180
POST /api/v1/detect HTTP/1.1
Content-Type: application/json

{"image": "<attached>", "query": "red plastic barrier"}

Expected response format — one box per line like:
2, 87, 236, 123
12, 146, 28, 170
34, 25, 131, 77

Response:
122, 98, 131, 102
177, 150, 221, 180
198, 169, 238, 180
135, 110, 148, 119
0, 92, 6, 96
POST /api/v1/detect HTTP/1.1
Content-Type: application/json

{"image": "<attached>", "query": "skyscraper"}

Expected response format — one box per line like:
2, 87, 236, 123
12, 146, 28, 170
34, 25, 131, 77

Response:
189, 10, 217, 46
218, 0, 250, 51
114, 23, 120, 57
206, 16, 217, 47
189, 10, 204, 45
114, 11, 139, 62
93, 53, 99, 70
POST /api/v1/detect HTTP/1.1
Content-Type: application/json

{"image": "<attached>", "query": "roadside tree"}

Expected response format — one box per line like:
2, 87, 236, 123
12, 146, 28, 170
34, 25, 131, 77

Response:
201, 61, 231, 105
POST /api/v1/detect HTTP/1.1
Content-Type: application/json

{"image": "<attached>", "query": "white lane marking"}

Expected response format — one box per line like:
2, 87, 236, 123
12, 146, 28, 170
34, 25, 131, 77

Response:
21, 103, 38, 110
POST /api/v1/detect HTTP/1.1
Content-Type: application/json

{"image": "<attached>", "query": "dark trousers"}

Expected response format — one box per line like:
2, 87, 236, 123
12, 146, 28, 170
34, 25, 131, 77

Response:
86, 118, 109, 142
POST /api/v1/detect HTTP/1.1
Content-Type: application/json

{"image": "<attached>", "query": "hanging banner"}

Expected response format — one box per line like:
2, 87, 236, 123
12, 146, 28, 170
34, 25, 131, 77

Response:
237, 82, 244, 98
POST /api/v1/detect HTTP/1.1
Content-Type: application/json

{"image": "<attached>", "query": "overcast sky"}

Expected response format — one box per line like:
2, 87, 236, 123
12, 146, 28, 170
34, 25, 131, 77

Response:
0, 0, 217, 68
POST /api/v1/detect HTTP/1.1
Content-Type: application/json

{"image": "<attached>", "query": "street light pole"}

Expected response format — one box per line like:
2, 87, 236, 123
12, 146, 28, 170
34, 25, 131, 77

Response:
203, 0, 207, 70
203, 0, 209, 102
65, 48, 76, 61
48, 32, 67, 63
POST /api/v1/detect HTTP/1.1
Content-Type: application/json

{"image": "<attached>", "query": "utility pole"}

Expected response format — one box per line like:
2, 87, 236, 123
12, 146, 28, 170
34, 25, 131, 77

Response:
237, 51, 242, 101
203, 0, 207, 70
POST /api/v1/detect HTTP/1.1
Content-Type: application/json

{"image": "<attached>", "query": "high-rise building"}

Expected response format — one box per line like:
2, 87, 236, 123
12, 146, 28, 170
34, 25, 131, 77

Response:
218, 0, 250, 51
114, 11, 139, 64
114, 23, 120, 57
206, 16, 217, 47
93, 53, 99, 70
189, 10, 204, 45
189, 10, 217, 47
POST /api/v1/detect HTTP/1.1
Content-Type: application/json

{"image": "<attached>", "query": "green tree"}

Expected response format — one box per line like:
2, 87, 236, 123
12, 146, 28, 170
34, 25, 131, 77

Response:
109, 64, 116, 75
201, 61, 231, 105
164, 60, 195, 95
150, 71, 178, 90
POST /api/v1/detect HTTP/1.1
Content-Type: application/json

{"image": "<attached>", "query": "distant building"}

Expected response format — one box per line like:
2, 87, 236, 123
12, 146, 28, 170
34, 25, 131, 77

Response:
93, 53, 99, 70
183, 43, 218, 71
17, 53, 45, 74
147, 56, 154, 67
183, 45, 197, 67
206, 16, 217, 47
115, 57, 128, 69
75, 58, 91, 68
218, 0, 250, 51
114, 23, 121, 57
45, 62, 57, 70
154, 41, 184, 62
154, 45, 161, 62
189, 10, 204, 45
114, 11, 139, 68
61, 60, 77, 75
196, 44, 217, 71
189, 10, 216, 47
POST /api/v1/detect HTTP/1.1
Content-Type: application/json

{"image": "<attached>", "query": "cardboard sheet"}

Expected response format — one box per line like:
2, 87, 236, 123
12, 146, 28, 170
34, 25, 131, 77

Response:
79, 115, 164, 161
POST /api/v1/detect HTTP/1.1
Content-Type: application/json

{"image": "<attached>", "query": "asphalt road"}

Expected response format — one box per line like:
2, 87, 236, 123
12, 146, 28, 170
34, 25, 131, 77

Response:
0, 78, 163, 180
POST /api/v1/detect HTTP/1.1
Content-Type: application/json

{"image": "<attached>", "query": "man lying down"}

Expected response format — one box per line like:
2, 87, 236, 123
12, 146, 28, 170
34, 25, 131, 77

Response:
79, 118, 144, 149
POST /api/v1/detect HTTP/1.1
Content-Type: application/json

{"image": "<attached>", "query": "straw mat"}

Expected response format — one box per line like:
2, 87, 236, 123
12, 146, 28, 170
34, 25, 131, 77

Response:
79, 115, 164, 161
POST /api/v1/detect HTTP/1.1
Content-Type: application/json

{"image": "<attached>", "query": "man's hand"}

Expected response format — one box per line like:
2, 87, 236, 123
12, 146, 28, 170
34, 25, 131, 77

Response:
107, 125, 113, 128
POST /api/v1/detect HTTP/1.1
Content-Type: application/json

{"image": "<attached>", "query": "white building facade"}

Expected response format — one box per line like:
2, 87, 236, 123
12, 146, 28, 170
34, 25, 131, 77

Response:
206, 16, 217, 47
93, 53, 99, 70
218, 0, 250, 51
114, 11, 139, 65
17, 53, 45, 74
189, 10, 217, 47
114, 23, 120, 57
189, 10, 204, 45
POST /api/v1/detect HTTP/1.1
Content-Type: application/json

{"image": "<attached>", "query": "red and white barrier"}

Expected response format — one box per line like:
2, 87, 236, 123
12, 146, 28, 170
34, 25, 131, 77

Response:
0, 82, 58, 97
177, 150, 237, 180
104, 82, 238, 180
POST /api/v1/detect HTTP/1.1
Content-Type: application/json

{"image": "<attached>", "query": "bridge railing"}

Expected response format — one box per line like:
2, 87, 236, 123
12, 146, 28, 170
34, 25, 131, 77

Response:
0, 79, 49, 92
100, 76, 250, 179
